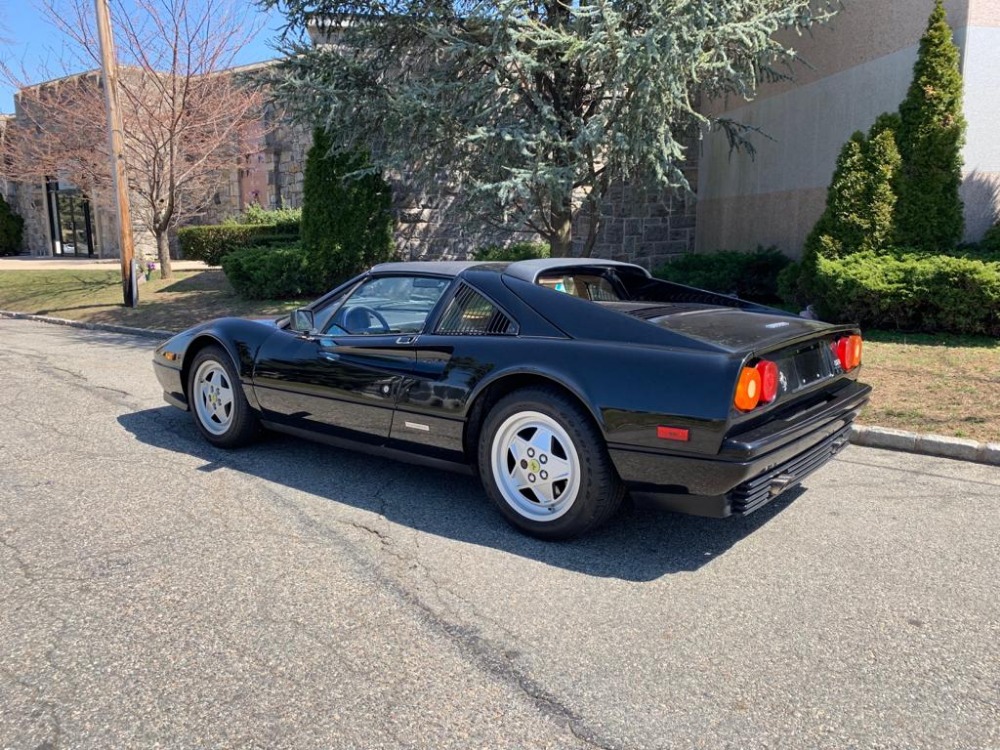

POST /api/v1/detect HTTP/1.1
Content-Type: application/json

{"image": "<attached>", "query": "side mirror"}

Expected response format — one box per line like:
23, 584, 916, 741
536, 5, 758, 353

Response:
290, 308, 315, 333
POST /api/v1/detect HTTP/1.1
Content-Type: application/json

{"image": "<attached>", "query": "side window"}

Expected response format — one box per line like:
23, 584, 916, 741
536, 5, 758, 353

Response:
325, 275, 450, 335
436, 284, 517, 336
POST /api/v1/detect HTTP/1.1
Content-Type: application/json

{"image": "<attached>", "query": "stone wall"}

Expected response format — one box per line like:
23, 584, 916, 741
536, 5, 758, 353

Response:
8, 181, 48, 255
575, 180, 697, 269
392, 187, 539, 261
271, 122, 311, 209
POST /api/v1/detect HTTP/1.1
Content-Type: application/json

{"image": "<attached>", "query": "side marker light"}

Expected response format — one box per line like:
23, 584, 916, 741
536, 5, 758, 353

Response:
657, 426, 690, 442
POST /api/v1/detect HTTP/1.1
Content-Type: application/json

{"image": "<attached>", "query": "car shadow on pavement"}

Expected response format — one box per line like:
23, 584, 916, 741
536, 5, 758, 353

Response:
119, 406, 802, 582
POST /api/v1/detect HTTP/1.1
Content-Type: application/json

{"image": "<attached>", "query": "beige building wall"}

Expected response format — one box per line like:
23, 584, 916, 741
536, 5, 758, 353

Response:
960, 0, 1000, 238
696, 0, 998, 256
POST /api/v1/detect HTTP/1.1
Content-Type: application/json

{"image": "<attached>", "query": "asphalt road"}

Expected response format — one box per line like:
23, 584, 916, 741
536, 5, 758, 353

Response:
1, 318, 998, 749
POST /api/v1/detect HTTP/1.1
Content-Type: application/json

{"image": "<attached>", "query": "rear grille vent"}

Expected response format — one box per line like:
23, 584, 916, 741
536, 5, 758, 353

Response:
728, 424, 852, 515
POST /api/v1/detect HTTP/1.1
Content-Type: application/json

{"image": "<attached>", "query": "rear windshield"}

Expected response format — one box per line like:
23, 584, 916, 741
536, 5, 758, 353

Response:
536, 272, 626, 301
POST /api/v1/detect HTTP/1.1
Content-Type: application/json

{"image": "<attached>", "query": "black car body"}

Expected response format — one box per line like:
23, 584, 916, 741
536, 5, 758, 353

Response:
153, 259, 871, 538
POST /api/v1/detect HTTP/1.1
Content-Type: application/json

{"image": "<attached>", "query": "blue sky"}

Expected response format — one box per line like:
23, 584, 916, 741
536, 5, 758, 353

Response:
0, 1, 289, 113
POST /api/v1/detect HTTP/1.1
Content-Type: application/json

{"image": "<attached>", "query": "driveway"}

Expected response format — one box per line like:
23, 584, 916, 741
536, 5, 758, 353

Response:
1, 319, 997, 749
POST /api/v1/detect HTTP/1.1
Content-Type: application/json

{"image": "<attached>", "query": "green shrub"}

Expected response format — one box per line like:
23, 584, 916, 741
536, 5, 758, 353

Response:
238, 204, 302, 228
811, 251, 1000, 336
472, 241, 550, 262
653, 247, 792, 302
178, 222, 300, 266
777, 261, 806, 307
220, 245, 328, 300
0, 194, 25, 256
981, 223, 1000, 255
302, 128, 395, 287
944, 240, 1000, 264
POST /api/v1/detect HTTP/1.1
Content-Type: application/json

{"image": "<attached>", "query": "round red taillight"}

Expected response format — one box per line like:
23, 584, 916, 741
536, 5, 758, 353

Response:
756, 360, 779, 403
835, 338, 850, 370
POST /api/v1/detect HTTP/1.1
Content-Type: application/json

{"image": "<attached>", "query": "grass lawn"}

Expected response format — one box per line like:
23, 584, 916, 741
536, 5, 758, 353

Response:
858, 331, 999, 443
1, 268, 997, 443
0, 269, 305, 333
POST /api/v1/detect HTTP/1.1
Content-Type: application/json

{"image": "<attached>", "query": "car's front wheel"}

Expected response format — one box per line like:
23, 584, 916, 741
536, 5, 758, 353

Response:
188, 345, 259, 448
478, 386, 625, 539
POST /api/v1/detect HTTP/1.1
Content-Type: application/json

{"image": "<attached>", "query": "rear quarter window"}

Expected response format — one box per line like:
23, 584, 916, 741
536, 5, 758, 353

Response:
436, 285, 517, 335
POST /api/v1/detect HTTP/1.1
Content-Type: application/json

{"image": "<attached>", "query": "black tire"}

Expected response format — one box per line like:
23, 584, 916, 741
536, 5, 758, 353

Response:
187, 345, 260, 448
477, 386, 625, 540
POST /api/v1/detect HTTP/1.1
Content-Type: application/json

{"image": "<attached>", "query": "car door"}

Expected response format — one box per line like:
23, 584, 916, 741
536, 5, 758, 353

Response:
390, 282, 521, 462
252, 274, 452, 445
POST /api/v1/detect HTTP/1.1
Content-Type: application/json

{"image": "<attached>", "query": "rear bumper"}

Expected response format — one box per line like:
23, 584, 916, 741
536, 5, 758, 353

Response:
612, 381, 870, 518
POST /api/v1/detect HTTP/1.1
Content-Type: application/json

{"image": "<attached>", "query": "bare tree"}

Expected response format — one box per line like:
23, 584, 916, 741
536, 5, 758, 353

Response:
1, 0, 270, 278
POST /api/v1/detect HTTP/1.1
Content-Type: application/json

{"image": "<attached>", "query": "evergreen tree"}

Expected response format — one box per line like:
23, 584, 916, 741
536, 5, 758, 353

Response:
301, 127, 394, 284
804, 133, 868, 263
862, 114, 904, 253
894, 0, 966, 251
262, 0, 837, 256
795, 115, 901, 302
803, 115, 902, 262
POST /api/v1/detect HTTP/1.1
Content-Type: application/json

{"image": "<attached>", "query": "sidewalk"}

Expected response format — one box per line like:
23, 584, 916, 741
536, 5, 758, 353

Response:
0, 256, 213, 272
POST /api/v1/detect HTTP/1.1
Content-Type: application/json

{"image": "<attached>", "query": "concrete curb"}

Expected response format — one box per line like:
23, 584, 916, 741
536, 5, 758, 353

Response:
850, 425, 1000, 467
0, 310, 175, 340
3, 311, 998, 468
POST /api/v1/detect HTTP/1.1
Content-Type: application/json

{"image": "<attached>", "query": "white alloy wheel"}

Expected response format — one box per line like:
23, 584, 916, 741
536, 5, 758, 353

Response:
490, 410, 582, 522
193, 359, 236, 436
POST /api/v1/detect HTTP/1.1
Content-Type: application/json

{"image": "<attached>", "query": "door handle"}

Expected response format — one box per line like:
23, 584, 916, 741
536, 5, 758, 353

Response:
396, 335, 416, 345
320, 351, 340, 362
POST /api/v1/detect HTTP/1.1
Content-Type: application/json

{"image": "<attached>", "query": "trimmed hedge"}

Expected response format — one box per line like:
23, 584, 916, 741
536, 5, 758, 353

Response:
239, 204, 301, 227
653, 247, 791, 303
811, 251, 1000, 336
178, 222, 300, 266
220, 245, 328, 300
472, 241, 550, 262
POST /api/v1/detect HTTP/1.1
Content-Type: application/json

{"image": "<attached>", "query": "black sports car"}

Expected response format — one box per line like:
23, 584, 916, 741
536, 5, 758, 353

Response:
153, 259, 870, 539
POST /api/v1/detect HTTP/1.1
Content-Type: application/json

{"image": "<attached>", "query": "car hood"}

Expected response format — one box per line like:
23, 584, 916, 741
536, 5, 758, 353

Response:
600, 302, 839, 354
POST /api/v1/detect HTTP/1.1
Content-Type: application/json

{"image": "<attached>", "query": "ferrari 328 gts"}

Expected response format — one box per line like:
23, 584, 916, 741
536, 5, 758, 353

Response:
152, 259, 871, 539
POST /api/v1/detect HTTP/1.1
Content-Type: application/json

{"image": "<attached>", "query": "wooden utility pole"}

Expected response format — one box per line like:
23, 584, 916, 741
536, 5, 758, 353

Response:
94, 0, 137, 307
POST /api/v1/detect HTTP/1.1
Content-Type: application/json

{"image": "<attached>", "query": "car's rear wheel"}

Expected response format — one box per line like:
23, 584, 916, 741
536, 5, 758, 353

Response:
478, 386, 625, 539
188, 345, 259, 448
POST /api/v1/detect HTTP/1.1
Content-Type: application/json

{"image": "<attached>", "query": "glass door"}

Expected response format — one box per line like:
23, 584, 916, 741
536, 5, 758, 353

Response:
46, 179, 95, 257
